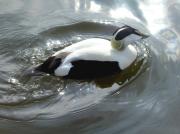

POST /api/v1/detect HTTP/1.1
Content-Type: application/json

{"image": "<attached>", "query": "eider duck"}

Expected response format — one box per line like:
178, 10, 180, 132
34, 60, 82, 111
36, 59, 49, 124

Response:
35, 25, 149, 80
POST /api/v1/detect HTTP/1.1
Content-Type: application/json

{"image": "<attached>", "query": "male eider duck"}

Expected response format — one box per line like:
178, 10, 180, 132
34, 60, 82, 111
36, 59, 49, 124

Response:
35, 25, 149, 80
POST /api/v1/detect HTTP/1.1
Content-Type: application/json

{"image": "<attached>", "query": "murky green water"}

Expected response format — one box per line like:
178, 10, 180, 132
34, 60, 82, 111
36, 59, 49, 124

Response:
1, 0, 180, 134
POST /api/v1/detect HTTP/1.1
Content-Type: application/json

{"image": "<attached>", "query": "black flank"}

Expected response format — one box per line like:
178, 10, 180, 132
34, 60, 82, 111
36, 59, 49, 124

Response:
64, 60, 121, 80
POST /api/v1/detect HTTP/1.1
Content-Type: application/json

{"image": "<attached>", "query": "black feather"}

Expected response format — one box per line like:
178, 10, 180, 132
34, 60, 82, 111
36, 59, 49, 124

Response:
115, 26, 135, 40
35, 56, 61, 74
64, 60, 121, 80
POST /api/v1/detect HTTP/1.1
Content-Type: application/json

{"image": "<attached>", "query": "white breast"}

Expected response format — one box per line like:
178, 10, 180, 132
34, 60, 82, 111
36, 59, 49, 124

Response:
54, 38, 137, 76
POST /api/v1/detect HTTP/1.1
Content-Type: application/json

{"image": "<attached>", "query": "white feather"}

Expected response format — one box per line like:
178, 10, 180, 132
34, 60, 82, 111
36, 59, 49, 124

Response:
54, 38, 137, 76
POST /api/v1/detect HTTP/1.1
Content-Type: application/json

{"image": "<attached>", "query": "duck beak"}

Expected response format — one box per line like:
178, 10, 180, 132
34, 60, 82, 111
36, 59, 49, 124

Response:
134, 29, 150, 39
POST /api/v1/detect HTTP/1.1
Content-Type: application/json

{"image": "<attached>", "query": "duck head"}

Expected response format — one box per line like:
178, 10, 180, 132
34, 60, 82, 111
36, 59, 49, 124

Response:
111, 25, 149, 50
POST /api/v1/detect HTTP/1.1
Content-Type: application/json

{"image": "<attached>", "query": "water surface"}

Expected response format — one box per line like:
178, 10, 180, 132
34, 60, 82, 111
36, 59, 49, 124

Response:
0, 0, 180, 134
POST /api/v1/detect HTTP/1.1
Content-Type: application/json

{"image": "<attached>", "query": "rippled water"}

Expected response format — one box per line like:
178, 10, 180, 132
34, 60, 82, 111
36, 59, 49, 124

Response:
1, 0, 180, 134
